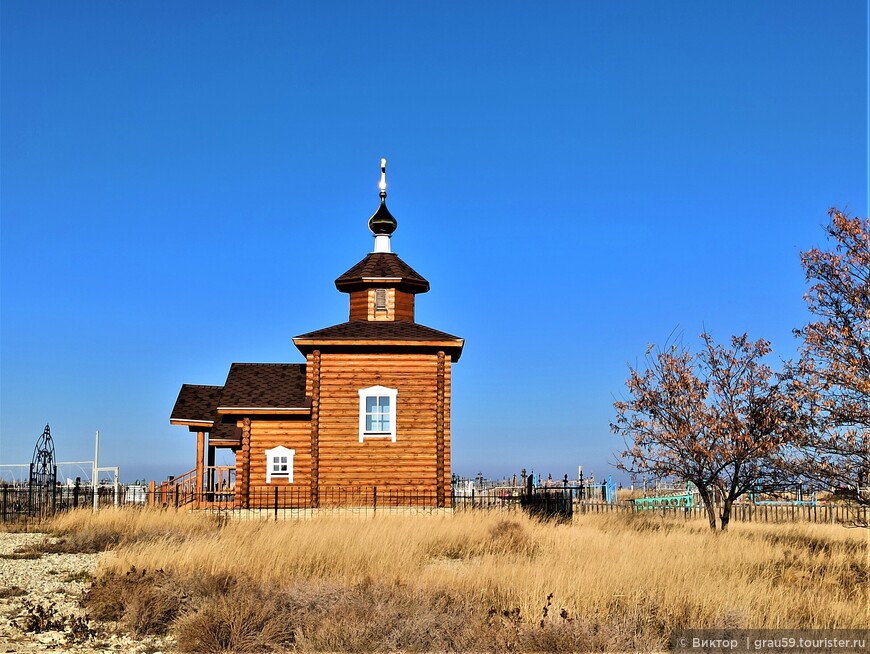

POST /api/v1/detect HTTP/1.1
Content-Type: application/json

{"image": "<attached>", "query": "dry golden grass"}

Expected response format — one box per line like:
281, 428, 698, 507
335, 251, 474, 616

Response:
44, 507, 868, 652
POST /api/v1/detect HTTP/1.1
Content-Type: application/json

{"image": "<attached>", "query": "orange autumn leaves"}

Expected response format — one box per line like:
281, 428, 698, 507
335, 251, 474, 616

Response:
612, 333, 806, 531
792, 210, 869, 503
612, 209, 869, 529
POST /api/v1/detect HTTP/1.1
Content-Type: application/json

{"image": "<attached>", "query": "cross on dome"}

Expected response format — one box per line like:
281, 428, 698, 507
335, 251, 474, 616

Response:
368, 157, 397, 253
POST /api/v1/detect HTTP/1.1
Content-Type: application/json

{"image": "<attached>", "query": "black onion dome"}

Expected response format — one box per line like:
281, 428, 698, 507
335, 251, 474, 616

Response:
368, 198, 397, 235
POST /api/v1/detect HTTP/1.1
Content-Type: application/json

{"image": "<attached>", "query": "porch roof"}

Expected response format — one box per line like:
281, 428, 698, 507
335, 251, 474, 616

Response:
216, 363, 310, 414
170, 384, 223, 427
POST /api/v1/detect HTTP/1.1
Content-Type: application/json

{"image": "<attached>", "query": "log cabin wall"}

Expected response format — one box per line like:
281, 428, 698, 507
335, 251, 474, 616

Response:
348, 291, 368, 321
347, 289, 416, 322
315, 351, 452, 494
246, 416, 313, 507
240, 418, 251, 508
308, 349, 321, 507
393, 290, 415, 322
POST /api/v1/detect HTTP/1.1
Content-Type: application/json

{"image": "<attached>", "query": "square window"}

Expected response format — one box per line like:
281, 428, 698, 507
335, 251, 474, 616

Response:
365, 396, 390, 432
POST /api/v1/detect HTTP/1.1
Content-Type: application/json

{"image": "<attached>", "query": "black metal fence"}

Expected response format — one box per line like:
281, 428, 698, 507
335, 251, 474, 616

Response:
0, 483, 136, 525
1, 482, 866, 526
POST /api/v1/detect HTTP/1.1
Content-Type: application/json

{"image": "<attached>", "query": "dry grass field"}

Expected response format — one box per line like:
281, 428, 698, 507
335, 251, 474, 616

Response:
35, 508, 868, 652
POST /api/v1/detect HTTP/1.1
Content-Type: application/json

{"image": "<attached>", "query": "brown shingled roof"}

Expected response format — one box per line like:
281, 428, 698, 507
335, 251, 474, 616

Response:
218, 363, 309, 411
335, 253, 429, 294
294, 321, 464, 361
209, 417, 242, 446
170, 384, 223, 425
295, 320, 459, 341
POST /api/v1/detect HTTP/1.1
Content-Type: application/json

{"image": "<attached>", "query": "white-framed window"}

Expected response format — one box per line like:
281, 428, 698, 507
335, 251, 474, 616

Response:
265, 446, 295, 483
358, 385, 398, 442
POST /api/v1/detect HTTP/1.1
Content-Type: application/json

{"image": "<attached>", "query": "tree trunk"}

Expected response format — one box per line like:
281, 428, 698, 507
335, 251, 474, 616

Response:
697, 487, 717, 530
720, 495, 734, 531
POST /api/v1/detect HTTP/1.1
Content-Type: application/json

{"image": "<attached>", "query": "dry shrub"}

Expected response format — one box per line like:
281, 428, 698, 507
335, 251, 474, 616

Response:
424, 531, 474, 560
425, 516, 536, 561
44, 506, 222, 553
173, 578, 477, 653
292, 580, 478, 652
609, 511, 697, 534
122, 572, 183, 636
37, 532, 121, 554
483, 594, 666, 653
185, 570, 237, 598
0, 586, 27, 598
516, 609, 653, 653
183, 578, 660, 652
174, 585, 291, 653
0, 521, 37, 533
486, 519, 536, 556
84, 567, 181, 635
0, 549, 42, 560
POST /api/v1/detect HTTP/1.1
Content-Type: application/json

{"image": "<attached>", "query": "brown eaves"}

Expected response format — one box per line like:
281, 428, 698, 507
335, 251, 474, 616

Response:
170, 384, 223, 425
295, 320, 461, 342
208, 415, 242, 446
294, 321, 464, 361
335, 252, 430, 293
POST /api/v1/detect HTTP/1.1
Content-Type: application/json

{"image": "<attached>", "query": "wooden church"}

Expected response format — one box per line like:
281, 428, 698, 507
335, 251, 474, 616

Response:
168, 160, 464, 508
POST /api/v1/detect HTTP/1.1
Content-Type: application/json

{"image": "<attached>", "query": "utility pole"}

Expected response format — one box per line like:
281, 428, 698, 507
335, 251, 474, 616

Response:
92, 431, 99, 512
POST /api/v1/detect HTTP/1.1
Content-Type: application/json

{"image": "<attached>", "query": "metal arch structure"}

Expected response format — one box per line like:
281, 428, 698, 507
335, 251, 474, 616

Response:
29, 424, 57, 516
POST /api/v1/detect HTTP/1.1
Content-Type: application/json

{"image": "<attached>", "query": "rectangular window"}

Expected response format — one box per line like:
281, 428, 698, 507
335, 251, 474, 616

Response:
365, 395, 391, 432
358, 385, 398, 442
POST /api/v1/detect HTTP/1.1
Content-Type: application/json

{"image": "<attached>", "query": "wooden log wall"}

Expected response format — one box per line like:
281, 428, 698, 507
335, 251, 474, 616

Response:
240, 418, 251, 509
316, 351, 451, 492
309, 349, 321, 507
347, 289, 415, 322
436, 351, 445, 507
246, 417, 313, 502
239, 351, 453, 507
348, 291, 369, 321
393, 291, 415, 322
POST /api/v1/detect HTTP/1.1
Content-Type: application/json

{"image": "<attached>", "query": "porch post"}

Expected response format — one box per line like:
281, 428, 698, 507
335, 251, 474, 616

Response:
207, 445, 215, 495
436, 351, 446, 508
195, 431, 205, 508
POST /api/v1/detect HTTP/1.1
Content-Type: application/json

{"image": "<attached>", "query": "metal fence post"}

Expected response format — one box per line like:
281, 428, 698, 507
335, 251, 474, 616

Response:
28, 463, 34, 518
373, 486, 377, 514
274, 485, 279, 521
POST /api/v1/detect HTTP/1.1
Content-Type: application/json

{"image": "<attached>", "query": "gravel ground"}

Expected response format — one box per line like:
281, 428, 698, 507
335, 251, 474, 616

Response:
0, 532, 174, 654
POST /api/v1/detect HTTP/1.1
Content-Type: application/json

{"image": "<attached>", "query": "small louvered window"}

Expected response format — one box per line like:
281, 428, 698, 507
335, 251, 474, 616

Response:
265, 446, 295, 483
374, 288, 388, 312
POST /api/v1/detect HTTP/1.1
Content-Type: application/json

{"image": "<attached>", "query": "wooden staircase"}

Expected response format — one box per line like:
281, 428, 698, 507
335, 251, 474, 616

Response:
150, 466, 236, 508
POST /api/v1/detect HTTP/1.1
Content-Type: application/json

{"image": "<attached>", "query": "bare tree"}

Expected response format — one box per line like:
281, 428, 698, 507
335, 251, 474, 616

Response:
612, 333, 807, 530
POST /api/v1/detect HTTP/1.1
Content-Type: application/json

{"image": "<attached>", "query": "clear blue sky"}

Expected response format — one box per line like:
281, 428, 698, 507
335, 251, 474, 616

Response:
2, 2, 867, 484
